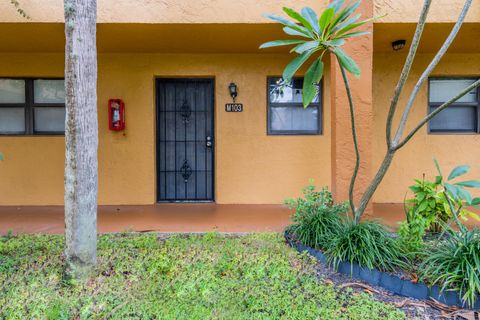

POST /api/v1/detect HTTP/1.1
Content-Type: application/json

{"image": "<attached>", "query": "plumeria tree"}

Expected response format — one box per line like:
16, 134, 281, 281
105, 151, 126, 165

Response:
261, 1, 373, 107
261, 0, 480, 223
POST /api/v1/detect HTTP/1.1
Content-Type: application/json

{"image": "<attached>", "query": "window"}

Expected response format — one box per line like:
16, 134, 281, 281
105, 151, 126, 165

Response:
428, 78, 479, 133
0, 78, 65, 135
267, 77, 322, 135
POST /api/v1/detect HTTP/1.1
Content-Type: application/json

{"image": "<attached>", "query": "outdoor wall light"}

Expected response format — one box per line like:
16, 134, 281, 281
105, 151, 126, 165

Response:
392, 39, 406, 51
229, 82, 238, 102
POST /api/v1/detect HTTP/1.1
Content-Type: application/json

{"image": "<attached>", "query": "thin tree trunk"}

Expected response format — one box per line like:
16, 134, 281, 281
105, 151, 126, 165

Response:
64, 0, 98, 279
339, 65, 360, 216
354, 150, 395, 222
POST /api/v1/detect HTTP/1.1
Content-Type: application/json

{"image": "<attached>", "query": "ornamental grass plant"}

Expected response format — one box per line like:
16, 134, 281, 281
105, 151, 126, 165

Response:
420, 227, 480, 307
286, 184, 405, 272
325, 217, 405, 272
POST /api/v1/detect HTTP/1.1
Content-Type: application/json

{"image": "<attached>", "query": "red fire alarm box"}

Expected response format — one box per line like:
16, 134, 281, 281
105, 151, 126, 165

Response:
108, 99, 125, 131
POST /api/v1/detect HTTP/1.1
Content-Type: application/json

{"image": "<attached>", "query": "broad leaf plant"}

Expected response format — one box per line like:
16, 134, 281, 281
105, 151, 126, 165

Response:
433, 159, 480, 232
260, 0, 377, 108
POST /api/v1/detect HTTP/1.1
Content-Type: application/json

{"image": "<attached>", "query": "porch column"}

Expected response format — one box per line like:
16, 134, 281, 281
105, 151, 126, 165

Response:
330, 0, 374, 215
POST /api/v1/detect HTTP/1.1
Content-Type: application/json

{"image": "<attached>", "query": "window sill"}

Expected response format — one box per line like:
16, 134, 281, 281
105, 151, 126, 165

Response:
427, 132, 478, 136
267, 132, 323, 136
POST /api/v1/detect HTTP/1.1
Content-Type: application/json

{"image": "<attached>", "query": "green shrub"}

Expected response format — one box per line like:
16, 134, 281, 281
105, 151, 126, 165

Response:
399, 160, 480, 255
397, 217, 428, 256
285, 184, 348, 250
404, 176, 449, 233
420, 228, 480, 307
325, 218, 404, 272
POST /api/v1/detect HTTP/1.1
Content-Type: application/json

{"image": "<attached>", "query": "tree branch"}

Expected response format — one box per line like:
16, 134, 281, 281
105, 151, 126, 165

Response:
339, 65, 360, 216
394, 79, 480, 150
393, 0, 473, 145
385, 0, 432, 149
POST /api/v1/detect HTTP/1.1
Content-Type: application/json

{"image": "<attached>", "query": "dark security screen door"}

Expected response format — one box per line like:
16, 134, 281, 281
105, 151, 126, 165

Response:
156, 78, 214, 202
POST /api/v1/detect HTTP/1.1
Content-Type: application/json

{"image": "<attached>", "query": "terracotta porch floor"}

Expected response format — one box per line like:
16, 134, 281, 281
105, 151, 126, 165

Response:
0, 204, 292, 235
0, 203, 478, 235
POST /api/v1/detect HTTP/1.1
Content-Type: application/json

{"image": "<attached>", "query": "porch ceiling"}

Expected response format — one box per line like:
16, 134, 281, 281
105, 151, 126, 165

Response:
0, 23, 289, 53
374, 23, 480, 53
2, 22, 478, 54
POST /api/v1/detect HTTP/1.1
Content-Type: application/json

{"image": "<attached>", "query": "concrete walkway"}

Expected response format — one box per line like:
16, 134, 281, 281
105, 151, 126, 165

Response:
0, 203, 478, 235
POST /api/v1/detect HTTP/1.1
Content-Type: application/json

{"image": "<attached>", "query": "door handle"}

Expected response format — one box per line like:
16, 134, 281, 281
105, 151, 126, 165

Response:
206, 136, 212, 148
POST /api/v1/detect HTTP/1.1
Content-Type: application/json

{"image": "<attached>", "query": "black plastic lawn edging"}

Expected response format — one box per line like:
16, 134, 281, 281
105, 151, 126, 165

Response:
284, 231, 480, 310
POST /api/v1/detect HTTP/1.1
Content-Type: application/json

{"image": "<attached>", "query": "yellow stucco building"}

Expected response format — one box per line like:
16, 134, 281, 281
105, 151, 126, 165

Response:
0, 1, 479, 220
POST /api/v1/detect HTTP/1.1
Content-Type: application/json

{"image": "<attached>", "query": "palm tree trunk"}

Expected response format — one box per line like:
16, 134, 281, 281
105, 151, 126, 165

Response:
64, 0, 98, 279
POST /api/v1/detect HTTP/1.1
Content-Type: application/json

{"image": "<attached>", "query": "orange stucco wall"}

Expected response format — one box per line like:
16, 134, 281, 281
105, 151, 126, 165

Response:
0, 53, 331, 205
3, 0, 478, 24
0, 0, 328, 23
1, 0, 479, 208
373, 53, 480, 203
330, 0, 373, 209
375, 0, 480, 23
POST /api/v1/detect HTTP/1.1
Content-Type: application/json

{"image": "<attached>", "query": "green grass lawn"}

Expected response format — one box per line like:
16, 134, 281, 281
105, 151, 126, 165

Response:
0, 233, 405, 319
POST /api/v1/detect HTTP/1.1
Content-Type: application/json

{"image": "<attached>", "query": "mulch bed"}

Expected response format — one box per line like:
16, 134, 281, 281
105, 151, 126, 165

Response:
293, 241, 479, 320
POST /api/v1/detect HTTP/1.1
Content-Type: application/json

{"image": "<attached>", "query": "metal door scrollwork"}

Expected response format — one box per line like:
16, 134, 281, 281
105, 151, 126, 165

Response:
180, 159, 193, 183
180, 100, 191, 124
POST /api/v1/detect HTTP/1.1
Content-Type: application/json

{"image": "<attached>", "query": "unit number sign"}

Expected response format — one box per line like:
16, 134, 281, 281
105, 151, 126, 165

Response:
225, 103, 243, 112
